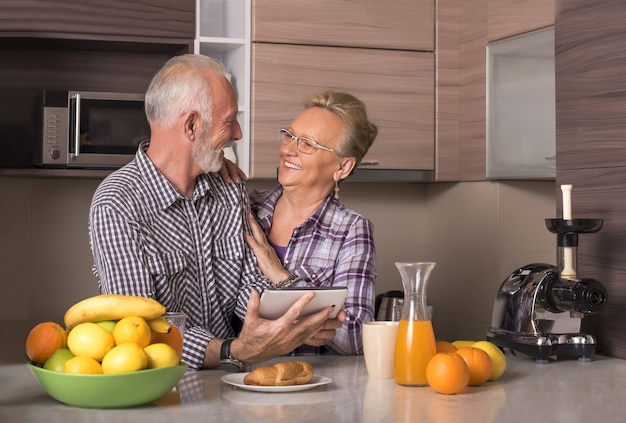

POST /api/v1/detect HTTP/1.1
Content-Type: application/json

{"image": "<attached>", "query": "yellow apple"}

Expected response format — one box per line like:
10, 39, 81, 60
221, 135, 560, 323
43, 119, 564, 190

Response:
451, 340, 476, 349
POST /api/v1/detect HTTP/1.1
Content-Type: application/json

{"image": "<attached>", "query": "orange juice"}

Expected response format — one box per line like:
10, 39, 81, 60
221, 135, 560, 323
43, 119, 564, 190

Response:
393, 319, 436, 386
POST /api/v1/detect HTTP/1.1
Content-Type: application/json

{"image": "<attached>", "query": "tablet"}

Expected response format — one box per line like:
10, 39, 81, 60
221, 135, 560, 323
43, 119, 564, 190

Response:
258, 287, 348, 320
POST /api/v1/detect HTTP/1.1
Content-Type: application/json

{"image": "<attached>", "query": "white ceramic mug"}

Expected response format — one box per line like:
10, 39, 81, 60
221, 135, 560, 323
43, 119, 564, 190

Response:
363, 321, 399, 379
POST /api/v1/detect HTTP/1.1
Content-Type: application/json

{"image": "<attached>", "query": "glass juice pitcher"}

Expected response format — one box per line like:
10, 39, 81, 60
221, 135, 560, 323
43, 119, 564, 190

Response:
393, 262, 437, 386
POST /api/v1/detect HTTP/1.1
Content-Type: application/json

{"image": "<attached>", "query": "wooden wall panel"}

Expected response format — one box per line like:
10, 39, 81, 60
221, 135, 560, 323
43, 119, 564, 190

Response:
558, 168, 626, 358
556, 1, 626, 170
556, 0, 626, 359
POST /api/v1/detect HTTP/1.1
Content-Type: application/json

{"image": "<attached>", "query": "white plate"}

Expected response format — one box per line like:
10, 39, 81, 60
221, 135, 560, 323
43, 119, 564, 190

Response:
221, 373, 332, 393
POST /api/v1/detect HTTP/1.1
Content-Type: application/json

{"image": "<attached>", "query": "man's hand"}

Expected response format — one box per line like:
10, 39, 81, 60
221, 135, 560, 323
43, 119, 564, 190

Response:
302, 310, 346, 347
230, 290, 342, 364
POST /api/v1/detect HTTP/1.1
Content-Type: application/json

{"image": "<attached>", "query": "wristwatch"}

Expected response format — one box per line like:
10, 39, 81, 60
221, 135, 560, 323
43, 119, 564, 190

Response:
219, 338, 244, 372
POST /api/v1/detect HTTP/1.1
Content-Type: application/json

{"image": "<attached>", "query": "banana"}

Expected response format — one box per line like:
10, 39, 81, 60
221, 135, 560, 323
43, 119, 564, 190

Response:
147, 316, 171, 334
64, 294, 166, 330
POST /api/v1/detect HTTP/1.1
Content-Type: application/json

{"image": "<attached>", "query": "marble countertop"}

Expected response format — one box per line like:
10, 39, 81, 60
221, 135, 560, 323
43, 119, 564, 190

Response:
1, 352, 625, 423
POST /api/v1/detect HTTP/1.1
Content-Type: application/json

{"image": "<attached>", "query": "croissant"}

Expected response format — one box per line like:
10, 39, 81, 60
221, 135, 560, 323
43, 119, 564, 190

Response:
243, 361, 314, 386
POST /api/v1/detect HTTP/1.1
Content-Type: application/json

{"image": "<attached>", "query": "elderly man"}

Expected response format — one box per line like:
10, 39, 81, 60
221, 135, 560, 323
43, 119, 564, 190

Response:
88, 54, 344, 371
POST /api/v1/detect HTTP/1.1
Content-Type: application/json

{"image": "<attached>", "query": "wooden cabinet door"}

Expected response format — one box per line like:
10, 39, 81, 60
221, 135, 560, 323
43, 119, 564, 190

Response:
252, 0, 434, 51
487, 0, 555, 42
250, 43, 434, 178
0, 0, 194, 40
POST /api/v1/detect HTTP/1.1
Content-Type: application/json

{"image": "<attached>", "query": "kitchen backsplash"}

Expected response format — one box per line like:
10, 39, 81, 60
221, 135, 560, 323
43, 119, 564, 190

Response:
0, 177, 555, 363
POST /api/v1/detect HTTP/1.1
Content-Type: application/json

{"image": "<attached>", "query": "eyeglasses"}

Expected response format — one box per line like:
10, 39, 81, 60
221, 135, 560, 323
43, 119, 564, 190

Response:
279, 128, 337, 155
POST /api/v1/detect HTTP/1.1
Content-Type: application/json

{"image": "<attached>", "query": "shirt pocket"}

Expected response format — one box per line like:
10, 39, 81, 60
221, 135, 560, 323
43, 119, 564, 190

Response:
297, 264, 335, 287
146, 251, 187, 277
213, 236, 245, 262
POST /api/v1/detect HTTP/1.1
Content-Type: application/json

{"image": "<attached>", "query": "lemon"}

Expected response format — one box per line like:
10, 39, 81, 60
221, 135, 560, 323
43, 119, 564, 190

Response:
473, 340, 506, 380
67, 322, 115, 361
112, 316, 151, 348
64, 355, 103, 374
101, 343, 148, 374
144, 343, 179, 369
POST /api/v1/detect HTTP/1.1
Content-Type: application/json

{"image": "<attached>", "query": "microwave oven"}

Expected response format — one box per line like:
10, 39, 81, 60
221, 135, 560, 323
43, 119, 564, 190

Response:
35, 91, 150, 168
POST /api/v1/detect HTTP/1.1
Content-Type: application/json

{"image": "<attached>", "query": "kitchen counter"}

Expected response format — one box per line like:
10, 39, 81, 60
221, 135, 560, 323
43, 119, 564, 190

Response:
1, 352, 625, 423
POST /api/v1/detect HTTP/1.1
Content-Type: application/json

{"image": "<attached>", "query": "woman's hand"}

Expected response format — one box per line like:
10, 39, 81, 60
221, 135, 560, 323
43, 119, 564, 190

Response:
244, 213, 290, 284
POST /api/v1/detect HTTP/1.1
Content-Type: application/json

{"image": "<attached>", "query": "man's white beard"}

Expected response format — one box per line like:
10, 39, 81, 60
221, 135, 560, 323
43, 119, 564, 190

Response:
192, 132, 223, 173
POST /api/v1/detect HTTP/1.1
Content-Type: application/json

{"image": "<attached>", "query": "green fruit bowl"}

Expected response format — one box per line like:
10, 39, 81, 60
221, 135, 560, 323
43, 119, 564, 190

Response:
28, 362, 188, 408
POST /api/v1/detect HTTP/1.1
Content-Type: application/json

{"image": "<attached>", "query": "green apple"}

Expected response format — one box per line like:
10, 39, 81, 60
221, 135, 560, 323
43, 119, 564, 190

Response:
43, 348, 75, 372
95, 320, 118, 334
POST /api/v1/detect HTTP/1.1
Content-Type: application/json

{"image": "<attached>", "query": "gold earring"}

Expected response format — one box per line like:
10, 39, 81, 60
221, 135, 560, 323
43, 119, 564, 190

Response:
334, 180, 340, 200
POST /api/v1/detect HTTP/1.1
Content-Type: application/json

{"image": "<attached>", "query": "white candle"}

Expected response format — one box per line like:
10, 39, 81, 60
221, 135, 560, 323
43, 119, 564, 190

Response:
560, 184, 576, 277
561, 184, 573, 220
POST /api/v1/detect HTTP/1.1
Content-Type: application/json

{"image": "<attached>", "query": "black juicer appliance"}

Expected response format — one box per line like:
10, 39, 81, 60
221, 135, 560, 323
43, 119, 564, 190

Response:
487, 185, 608, 363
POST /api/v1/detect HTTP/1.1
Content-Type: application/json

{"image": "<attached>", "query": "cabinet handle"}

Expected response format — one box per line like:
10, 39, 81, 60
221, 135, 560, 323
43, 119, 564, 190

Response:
74, 93, 81, 157
359, 160, 379, 166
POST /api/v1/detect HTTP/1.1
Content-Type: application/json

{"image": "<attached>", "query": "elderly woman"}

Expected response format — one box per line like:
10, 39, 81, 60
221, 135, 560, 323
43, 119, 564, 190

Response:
244, 91, 378, 355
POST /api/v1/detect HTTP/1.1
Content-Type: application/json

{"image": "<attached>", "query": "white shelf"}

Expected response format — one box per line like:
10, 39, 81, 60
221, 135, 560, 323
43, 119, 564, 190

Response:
195, 0, 250, 176
196, 37, 247, 47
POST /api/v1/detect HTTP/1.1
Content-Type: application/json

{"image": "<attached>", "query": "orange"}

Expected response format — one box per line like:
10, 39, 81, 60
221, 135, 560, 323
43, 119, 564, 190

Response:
25, 321, 68, 365
64, 355, 103, 374
472, 340, 507, 380
150, 324, 184, 360
436, 341, 457, 353
425, 352, 469, 395
455, 346, 492, 386
112, 316, 151, 348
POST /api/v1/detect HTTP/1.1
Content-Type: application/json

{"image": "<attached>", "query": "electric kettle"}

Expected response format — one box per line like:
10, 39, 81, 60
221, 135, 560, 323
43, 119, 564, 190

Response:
375, 290, 404, 321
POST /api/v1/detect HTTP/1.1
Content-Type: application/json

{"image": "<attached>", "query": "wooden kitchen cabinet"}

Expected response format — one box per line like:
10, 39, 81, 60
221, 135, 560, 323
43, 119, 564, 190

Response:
196, 0, 436, 180
250, 43, 434, 179
252, 0, 434, 52
488, 0, 555, 42
0, 0, 194, 41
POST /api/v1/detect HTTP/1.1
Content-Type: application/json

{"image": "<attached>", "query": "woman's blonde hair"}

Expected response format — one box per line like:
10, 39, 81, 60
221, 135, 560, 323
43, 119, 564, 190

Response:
303, 91, 378, 170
